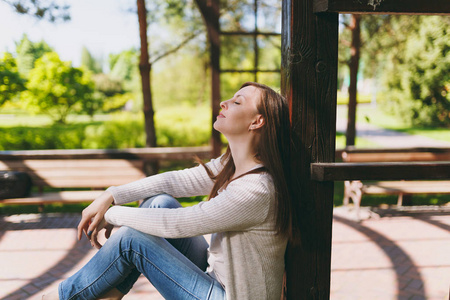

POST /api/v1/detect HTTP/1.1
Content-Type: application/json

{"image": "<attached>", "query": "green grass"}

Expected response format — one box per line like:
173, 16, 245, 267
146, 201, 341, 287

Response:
337, 93, 372, 105
335, 132, 380, 149
0, 112, 112, 127
357, 105, 450, 143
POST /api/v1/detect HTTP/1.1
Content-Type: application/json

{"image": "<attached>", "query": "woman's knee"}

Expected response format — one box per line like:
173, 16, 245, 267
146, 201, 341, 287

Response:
140, 193, 181, 209
107, 227, 154, 252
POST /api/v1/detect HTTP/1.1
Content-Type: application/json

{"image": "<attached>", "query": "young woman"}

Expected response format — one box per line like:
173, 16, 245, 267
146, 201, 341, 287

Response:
43, 82, 298, 300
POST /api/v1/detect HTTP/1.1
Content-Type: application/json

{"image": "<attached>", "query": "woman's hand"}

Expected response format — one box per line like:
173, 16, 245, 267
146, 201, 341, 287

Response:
90, 218, 114, 249
77, 191, 115, 242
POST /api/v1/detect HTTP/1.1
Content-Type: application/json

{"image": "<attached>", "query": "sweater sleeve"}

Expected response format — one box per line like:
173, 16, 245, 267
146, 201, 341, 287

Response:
104, 173, 274, 238
106, 156, 224, 205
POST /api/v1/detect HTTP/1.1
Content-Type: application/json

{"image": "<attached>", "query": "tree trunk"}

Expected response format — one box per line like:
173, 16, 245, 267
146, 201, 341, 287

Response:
137, 0, 158, 175
195, 0, 221, 158
346, 14, 361, 147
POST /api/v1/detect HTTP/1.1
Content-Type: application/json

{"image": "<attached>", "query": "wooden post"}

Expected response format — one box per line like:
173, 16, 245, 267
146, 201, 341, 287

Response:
281, 0, 338, 299
195, 0, 222, 158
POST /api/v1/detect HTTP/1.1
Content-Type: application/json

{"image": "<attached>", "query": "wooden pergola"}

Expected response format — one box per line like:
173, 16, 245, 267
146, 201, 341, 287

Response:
198, 0, 450, 298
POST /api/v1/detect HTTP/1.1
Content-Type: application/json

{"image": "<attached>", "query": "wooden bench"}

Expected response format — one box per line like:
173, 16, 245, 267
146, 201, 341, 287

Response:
341, 147, 450, 219
0, 147, 212, 206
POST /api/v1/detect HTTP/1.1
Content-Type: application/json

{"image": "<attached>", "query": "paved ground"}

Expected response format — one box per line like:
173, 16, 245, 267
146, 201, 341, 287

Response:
0, 208, 449, 300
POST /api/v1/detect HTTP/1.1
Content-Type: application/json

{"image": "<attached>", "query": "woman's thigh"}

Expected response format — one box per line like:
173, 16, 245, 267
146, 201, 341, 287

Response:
118, 227, 224, 300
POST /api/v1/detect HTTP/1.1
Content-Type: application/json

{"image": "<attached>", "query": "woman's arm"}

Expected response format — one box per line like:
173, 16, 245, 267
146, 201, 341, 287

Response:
104, 173, 274, 238
107, 156, 223, 205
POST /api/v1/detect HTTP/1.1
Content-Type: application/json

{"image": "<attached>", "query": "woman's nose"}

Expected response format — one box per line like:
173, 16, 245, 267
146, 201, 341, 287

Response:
220, 101, 227, 109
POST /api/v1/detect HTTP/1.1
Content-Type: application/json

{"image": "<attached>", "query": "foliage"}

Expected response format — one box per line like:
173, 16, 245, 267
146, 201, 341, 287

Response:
15, 34, 53, 76
83, 108, 211, 149
0, 106, 211, 151
0, 52, 25, 106
82, 113, 146, 149
339, 15, 450, 127
152, 55, 209, 108
380, 16, 450, 127
81, 46, 102, 74
155, 105, 211, 146
22, 52, 95, 124
0, 124, 86, 150
109, 49, 139, 83
90, 73, 132, 113
1, 0, 70, 22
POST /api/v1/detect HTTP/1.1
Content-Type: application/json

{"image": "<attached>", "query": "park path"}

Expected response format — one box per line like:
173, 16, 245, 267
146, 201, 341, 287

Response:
336, 104, 450, 148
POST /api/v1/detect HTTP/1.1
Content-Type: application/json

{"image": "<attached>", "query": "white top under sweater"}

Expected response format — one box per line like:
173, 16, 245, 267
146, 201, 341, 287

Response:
105, 156, 287, 300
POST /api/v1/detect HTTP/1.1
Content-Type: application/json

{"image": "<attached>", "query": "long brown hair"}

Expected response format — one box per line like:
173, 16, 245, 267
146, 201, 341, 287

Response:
201, 82, 299, 242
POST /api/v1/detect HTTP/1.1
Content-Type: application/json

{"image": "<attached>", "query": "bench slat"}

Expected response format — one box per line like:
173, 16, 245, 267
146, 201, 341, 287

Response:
0, 190, 105, 204
0, 159, 144, 169
363, 181, 450, 194
31, 177, 145, 188
343, 152, 450, 162
0, 159, 146, 188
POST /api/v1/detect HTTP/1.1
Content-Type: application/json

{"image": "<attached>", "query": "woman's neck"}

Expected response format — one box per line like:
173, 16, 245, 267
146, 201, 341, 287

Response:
228, 139, 260, 179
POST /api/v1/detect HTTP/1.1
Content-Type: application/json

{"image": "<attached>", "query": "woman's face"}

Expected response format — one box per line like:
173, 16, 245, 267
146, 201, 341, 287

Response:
213, 85, 262, 137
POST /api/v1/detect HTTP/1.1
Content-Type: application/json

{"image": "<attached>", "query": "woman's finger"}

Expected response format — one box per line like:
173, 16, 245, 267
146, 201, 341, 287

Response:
77, 217, 90, 241
91, 228, 103, 249
86, 214, 102, 236
104, 224, 113, 239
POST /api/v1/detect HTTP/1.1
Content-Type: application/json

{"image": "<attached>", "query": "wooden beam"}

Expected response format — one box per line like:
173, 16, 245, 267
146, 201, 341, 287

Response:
281, 0, 338, 298
314, 0, 450, 15
311, 162, 450, 181
0, 147, 212, 160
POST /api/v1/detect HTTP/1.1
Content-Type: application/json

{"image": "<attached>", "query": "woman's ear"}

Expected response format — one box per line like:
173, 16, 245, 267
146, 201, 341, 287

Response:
249, 114, 265, 131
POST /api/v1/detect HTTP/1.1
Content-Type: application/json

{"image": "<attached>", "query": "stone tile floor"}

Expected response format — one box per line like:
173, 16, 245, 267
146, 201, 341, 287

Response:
0, 207, 449, 300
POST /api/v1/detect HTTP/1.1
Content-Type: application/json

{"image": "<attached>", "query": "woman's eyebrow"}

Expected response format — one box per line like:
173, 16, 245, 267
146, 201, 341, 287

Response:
235, 94, 246, 100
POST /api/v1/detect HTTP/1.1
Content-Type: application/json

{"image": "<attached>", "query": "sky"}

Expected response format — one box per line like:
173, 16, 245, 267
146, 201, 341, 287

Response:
0, 0, 140, 67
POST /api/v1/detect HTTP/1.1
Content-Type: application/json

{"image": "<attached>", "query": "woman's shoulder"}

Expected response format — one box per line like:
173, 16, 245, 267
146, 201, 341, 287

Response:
230, 170, 275, 195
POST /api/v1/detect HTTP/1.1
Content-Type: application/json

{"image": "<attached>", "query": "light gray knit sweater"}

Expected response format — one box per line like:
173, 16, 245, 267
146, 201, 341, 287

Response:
105, 156, 287, 300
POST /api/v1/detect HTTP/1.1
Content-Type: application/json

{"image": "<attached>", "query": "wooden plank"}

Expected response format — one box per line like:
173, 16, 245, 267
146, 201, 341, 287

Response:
343, 147, 450, 154
0, 159, 144, 169
311, 162, 450, 181
314, 0, 450, 15
281, 0, 338, 298
0, 190, 105, 204
31, 177, 146, 188
343, 152, 450, 162
0, 146, 212, 160
0, 159, 146, 188
363, 181, 450, 194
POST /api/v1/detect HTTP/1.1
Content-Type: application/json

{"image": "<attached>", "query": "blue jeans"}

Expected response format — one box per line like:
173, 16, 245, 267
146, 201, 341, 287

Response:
59, 194, 226, 300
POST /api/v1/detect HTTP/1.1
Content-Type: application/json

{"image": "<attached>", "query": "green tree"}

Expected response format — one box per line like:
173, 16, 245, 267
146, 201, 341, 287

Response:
81, 46, 102, 74
109, 49, 139, 82
15, 34, 53, 76
23, 52, 94, 124
0, 52, 25, 106
1, 0, 70, 22
378, 16, 450, 127
91, 73, 133, 113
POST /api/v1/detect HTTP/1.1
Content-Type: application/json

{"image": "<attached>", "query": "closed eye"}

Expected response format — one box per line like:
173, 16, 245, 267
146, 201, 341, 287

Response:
234, 102, 240, 105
